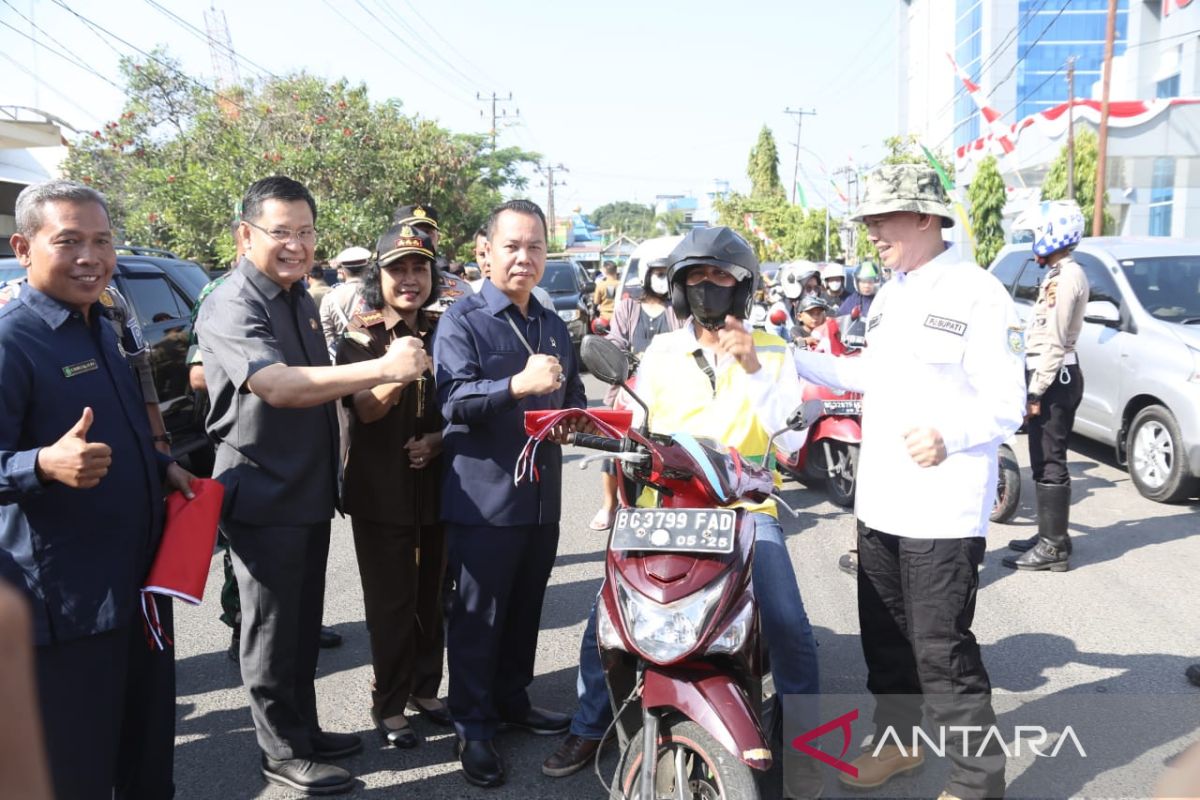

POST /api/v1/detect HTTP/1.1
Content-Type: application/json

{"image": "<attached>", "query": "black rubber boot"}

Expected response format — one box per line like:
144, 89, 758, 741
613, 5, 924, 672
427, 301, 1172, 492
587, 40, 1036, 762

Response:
1007, 535, 1038, 552
1003, 483, 1071, 571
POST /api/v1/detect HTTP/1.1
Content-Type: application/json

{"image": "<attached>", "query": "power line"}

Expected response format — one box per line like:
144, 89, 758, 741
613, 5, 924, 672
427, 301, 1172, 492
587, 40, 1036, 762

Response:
350, 0, 477, 94
317, 0, 474, 109
985, 0, 1074, 100
397, 0, 496, 89
365, 0, 485, 92
0, 51, 100, 123
0, 17, 124, 92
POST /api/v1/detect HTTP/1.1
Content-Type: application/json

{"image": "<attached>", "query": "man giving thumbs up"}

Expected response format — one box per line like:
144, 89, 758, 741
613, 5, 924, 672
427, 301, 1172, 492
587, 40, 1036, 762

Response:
0, 180, 192, 799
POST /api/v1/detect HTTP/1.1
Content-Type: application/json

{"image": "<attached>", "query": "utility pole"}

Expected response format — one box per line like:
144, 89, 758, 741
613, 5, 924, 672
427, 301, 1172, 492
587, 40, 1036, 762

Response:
476, 91, 518, 152
1093, 0, 1117, 236
536, 161, 568, 249
833, 166, 858, 255
784, 107, 817, 205
1066, 56, 1077, 200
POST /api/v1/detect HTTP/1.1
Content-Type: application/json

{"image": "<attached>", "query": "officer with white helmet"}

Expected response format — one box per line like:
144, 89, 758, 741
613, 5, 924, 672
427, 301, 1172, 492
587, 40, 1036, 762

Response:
1003, 200, 1089, 573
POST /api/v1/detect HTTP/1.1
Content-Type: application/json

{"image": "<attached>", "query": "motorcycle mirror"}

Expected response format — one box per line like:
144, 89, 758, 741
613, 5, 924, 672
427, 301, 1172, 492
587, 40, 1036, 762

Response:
581, 335, 629, 385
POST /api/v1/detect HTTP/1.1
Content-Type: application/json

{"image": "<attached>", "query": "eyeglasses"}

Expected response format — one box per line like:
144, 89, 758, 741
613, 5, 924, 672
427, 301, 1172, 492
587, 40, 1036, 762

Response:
245, 219, 318, 244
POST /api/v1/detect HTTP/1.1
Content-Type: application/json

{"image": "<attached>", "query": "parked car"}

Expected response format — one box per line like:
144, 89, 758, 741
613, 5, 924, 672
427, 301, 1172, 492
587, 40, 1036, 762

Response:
989, 238, 1200, 502
538, 259, 594, 353
0, 253, 215, 472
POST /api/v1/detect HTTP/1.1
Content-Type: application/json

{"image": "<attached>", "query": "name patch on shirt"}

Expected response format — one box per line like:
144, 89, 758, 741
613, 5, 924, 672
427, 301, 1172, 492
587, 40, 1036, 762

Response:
867, 313, 883, 332
62, 359, 98, 378
923, 315, 967, 337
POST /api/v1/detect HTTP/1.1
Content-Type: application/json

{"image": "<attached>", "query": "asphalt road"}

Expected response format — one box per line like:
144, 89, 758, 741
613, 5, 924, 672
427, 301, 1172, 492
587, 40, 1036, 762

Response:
173, 374, 1200, 799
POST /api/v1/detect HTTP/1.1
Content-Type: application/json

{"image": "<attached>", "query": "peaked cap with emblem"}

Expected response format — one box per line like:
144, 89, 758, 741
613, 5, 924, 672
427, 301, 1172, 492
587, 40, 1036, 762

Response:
850, 164, 955, 228
375, 223, 436, 267
392, 203, 440, 232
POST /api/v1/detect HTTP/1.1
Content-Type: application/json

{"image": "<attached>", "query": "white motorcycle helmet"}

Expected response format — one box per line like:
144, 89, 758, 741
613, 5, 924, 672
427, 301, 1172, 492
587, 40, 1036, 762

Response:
778, 260, 820, 300
1032, 200, 1085, 258
822, 263, 846, 292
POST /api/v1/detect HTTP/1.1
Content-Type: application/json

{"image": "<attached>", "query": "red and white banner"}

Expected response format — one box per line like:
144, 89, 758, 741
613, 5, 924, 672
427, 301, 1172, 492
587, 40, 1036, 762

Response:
947, 52, 1016, 156
954, 97, 1200, 171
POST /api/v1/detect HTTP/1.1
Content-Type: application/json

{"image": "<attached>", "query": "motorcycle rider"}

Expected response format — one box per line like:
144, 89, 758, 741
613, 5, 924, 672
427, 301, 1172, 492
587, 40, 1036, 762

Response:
822, 262, 847, 306
838, 260, 881, 318
544, 228, 821, 796
1003, 200, 1088, 572
767, 260, 821, 340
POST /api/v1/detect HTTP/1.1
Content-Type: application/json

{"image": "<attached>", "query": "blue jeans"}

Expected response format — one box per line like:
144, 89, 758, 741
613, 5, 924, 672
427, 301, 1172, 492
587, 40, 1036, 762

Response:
571, 511, 819, 739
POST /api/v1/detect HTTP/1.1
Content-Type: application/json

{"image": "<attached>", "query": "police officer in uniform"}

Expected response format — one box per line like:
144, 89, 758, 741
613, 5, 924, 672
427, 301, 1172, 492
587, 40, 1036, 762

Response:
1003, 201, 1088, 572
792, 165, 1025, 800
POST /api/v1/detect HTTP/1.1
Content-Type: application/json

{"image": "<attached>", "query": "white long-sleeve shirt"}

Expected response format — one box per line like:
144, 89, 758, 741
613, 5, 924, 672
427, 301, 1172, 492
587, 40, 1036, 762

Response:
792, 245, 1025, 538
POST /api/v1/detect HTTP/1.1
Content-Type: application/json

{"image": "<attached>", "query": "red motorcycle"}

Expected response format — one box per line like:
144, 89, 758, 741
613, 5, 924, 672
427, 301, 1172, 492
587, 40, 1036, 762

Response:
775, 313, 863, 508
521, 336, 813, 800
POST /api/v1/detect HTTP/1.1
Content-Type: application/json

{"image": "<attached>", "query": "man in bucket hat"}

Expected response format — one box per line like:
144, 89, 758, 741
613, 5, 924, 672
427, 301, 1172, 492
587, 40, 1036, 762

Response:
790, 164, 1025, 799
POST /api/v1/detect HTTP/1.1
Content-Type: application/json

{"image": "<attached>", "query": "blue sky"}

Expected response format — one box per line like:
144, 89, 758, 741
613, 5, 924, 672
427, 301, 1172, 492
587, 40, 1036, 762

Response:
2, 0, 899, 215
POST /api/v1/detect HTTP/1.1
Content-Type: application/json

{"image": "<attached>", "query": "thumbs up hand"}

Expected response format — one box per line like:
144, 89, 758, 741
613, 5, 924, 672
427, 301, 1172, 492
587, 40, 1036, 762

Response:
35, 407, 113, 488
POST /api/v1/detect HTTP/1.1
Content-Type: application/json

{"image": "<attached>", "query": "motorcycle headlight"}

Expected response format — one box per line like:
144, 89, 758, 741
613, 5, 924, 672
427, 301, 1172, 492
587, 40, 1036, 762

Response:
558, 309, 580, 322
597, 599, 624, 650
706, 598, 753, 655
614, 572, 727, 664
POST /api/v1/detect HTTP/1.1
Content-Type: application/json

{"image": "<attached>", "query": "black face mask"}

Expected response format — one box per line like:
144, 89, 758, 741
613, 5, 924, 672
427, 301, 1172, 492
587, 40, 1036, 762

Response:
686, 281, 736, 329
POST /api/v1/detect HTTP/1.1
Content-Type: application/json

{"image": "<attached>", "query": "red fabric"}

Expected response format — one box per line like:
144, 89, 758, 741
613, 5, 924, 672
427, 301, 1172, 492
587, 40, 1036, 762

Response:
523, 408, 633, 437
143, 478, 224, 605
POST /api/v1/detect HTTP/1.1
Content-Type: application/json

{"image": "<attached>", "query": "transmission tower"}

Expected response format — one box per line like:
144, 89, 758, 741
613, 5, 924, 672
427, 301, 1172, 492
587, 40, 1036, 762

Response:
204, 4, 240, 90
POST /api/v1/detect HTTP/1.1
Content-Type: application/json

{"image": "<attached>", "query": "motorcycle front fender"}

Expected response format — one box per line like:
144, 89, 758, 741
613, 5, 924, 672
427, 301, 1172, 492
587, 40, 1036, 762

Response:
641, 666, 771, 771
810, 416, 862, 444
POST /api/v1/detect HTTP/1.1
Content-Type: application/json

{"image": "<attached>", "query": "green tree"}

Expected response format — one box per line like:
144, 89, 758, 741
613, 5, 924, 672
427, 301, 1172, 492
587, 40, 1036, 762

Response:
591, 201, 655, 238
63, 50, 538, 266
880, 134, 956, 183
1040, 128, 1114, 235
713, 193, 842, 263
747, 125, 786, 201
967, 155, 1006, 267
654, 209, 687, 235
854, 225, 876, 263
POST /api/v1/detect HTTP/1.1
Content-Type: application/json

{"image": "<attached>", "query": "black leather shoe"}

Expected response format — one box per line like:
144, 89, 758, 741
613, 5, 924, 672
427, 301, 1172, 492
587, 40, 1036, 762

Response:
456, 738, 505, 788
1002, 540, 1069, 572
261, 755, 353, 795
838, 550, 857, 576
311, 730, 363, 760
1007, 535, 1038, 552
500, 706, 571, 735
319, 625, 343, 649
407, 696, 453, 727
372, 710, 420, 749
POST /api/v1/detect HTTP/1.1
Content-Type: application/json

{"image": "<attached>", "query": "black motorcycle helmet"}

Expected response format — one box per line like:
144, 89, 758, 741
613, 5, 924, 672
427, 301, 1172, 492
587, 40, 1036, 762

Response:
667, 227, 759, 328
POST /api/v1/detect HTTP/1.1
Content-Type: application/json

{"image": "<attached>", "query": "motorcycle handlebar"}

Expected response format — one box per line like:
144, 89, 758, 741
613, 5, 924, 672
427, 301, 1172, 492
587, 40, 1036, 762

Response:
567, 432, 624, 452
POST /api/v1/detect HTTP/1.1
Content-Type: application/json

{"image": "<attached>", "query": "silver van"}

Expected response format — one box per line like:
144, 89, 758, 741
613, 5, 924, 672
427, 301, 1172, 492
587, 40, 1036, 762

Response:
989, 238, 1200, 503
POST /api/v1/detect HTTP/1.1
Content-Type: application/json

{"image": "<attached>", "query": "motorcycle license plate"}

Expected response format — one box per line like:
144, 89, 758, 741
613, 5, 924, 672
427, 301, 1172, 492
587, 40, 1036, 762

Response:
609, 508, 737, 554
823, 399, 862, 416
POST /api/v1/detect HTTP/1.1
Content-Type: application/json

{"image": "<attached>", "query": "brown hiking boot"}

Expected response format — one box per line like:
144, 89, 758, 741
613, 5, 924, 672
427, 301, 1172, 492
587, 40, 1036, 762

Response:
542, 734, 606, 778
837, 744, 924, 790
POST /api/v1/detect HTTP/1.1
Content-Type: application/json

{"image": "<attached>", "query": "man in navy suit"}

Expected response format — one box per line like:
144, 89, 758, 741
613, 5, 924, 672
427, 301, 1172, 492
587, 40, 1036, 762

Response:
0, 179, 194, 799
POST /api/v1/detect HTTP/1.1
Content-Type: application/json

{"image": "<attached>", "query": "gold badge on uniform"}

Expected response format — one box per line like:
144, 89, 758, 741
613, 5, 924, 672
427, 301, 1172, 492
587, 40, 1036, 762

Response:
99, 290, 115, 307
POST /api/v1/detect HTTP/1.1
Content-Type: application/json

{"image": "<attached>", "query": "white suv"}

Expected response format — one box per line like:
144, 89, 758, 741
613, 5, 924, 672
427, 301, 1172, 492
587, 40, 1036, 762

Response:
989, 238, 1200, 502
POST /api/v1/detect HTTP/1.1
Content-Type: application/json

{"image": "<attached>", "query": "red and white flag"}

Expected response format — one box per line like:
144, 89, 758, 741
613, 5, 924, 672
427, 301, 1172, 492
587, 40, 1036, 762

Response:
947, 52, 1015, 155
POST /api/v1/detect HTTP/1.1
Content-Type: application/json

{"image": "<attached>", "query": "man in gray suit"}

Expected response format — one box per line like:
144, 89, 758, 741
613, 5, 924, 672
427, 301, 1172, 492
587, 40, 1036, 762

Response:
198, 176, 430, 796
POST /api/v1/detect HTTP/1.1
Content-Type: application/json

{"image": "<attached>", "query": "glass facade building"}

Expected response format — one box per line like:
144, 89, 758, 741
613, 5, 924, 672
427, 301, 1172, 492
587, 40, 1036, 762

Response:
953, 0, 1129, 150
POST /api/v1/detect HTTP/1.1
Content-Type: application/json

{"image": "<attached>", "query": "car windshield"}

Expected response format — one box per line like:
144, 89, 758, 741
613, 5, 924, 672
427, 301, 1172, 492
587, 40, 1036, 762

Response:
539, 264, 576, 292
1119, 256, 1200, 323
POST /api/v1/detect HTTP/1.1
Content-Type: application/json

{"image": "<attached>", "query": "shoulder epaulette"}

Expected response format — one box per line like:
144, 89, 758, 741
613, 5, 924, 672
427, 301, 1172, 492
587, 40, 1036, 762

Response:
354, 310, 386, 327
344, 330, 373, 348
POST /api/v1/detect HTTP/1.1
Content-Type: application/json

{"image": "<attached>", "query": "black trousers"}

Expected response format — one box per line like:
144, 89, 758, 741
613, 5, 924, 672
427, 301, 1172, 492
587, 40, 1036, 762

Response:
36, 594, 176, 800
351, 518, 447, 718
445, 522, 559, 741
1027, 364, 1084, 485
857, 523, 1005, 799
225, 520, 331, 760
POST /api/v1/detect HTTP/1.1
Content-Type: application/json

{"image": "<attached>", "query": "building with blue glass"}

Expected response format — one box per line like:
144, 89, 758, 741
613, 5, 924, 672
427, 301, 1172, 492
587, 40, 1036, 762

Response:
901, 0, 1200, 239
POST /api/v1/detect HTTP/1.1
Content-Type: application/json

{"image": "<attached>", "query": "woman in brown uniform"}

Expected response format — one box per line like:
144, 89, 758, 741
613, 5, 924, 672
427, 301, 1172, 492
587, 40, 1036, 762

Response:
336, 223, 450, 748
